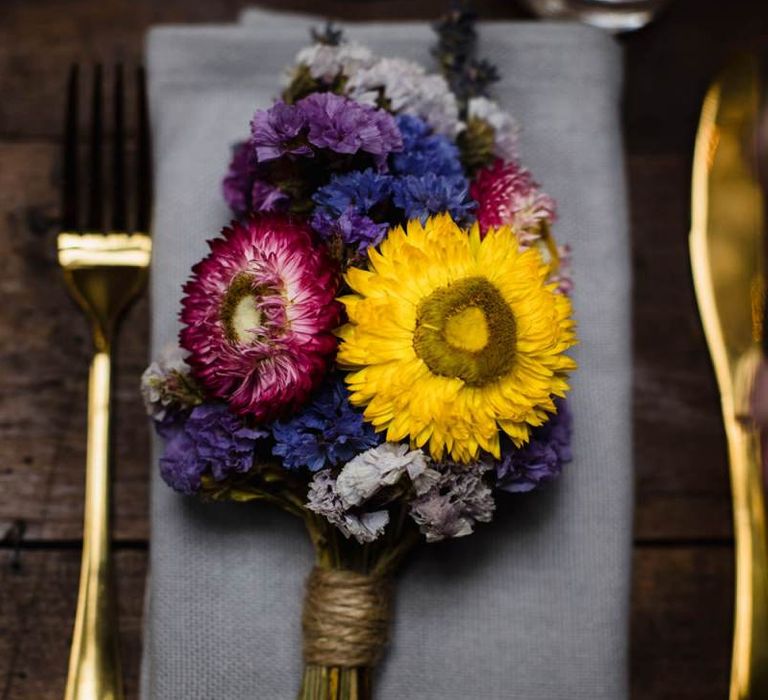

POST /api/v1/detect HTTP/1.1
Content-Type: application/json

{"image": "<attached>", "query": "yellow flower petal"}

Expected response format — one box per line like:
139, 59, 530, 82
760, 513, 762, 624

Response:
336, 214, 577, 462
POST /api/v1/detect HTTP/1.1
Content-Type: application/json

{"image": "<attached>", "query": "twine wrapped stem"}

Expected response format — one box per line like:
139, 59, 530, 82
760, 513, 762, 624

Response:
302, 567, 391, 668
298, 567, 392, 700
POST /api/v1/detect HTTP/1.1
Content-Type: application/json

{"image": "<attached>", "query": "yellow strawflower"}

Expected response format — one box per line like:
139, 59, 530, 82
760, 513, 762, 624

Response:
337, 213, 577, 463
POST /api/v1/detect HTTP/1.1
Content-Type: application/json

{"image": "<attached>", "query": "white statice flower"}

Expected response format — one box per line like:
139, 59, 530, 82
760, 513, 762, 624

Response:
306, 469, 389, 544
305, 443, 438, 544
346, 57, 462, 136
467, 96, 520, 162
346, 57, 423, 107
292, 41, 375, 83
341, 510, 390, 543
409, 461, 496, 542
414, 74, 464, 137
140, 344, 198, 421
335, 443, 434, 508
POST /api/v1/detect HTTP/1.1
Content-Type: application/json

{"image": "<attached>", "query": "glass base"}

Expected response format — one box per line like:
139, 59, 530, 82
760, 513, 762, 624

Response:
522, 0, 667, 32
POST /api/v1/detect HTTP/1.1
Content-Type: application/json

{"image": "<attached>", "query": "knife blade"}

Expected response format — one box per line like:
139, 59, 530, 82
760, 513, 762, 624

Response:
690, 53, 768, 700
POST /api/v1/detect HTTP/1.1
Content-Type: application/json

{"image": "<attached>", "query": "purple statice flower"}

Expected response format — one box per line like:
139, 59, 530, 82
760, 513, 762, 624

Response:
390, 114, 464, 178
271, 378, 381, 471
222, 141, 288, 216
495, 399, 573, 493
310, 208, 388, 252
159, 403, 268, 495
250, 100, 312, 161
222, 141, 255, 216
250, 180, 289, 212
391, 172, 474, 224
409, 461, 495, 542
249, 94, 402, 169
298, 92, 402, 166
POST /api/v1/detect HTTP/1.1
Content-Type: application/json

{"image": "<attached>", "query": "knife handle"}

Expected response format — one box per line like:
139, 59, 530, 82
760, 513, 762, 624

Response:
725, 391, 768, 699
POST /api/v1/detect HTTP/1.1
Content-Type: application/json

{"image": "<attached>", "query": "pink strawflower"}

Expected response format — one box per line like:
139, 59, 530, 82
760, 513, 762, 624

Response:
549, 244, 574, 296
470, 159, 557, 243
180, 215, 340, 421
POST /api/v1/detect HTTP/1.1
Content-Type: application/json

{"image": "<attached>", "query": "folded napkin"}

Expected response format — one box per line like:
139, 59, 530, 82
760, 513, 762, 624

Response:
142, 9, 631, 699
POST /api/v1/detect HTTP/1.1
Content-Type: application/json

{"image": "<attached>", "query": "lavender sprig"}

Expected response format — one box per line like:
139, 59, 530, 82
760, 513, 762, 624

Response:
311, 21, 345, 47
431, 3, 500, 115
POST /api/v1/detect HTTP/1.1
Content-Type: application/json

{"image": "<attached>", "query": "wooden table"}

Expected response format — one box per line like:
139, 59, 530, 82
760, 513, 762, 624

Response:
1, 0, 766, 697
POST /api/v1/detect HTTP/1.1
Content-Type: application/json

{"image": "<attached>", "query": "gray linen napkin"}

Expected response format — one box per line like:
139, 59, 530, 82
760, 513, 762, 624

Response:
143, 10, 631, 699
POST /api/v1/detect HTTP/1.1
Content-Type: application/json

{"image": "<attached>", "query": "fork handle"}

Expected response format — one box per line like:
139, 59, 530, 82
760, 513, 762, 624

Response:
725, 413, 768, 700
65, 350, 124, 700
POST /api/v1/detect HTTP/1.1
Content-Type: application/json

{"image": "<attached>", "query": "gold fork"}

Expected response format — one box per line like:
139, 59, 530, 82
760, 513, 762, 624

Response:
58, 64, 152, 700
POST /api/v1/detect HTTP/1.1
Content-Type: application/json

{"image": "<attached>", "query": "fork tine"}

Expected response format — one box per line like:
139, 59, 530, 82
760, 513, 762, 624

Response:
62, 64, 79, 231
111, 64, 126, 231
87, 64, 104, 231
135, 66, 151, 233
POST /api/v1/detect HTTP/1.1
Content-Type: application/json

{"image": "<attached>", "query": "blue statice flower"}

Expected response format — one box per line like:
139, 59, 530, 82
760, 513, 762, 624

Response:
495, 399, 572, 493
271, 378, 381, 471
311, 169, 393, 253
390, 114, 464, 178
391, 172, 474, 224
313, 168, 393, 217
159, 403, 268, 495
310, 208, 389, 251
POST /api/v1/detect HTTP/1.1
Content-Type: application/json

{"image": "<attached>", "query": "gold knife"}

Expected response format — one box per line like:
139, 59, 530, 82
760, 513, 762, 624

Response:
690, 53, 768, 699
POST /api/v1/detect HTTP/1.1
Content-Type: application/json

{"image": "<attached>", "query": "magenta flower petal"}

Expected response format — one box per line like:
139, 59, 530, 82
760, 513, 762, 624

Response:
180, 215, 341, 421
470, 158, 557, 240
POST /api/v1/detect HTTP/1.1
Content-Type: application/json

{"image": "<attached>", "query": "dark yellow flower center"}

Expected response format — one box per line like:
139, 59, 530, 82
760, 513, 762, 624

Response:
220, 273, 264, 345
412, 277, 516, 386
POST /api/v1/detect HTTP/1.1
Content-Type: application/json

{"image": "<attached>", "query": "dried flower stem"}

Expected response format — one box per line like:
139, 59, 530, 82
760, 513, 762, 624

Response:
296, 505, 419, 699
298, 665, 372, 700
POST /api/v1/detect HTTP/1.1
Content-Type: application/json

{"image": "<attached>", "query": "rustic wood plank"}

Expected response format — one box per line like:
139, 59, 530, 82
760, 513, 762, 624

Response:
631, 546, 733, 700
0, 0, 524, 140
0, 142, 150, 542
629, 154, 733, 540
0, 545, 734, 699
622, 0, 768, 155
0, 548, 146, 700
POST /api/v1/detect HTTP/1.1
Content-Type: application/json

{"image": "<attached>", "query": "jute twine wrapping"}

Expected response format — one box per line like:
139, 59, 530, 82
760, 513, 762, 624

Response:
302, 567, 392, 668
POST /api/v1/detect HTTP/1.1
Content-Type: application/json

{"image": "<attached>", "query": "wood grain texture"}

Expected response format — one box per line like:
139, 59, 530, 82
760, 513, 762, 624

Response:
0, 0, 525, 139
0, 548, 146, 700
631, 546, 732, 700
630, 154, 733, 541
0, 144, 150, 542
1, 0, 764, 697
